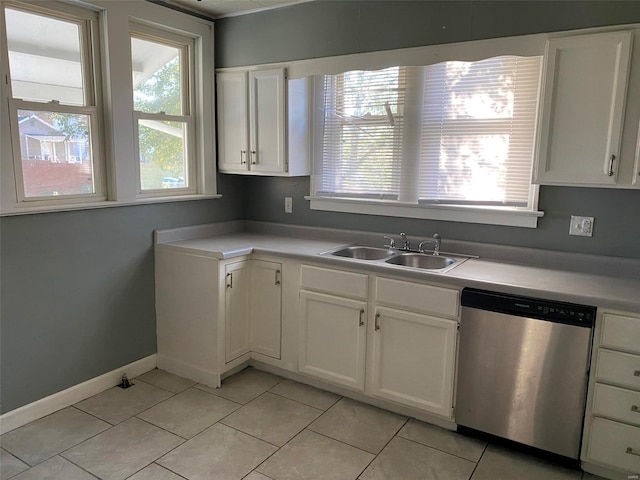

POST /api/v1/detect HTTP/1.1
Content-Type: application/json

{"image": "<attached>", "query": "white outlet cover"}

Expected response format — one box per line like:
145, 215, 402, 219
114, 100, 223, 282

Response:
569, 215, 594, 237
284, 197, 293, 214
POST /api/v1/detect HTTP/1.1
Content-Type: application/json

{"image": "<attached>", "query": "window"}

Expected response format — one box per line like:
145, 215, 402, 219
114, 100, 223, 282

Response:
313, 55, 543, 226
0, 0, 217, 215
3, 3, 104, 202
131, 28, 195, 195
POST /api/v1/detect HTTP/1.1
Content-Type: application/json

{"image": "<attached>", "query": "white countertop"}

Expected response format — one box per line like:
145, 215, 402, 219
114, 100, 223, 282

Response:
156, 232, 640, 312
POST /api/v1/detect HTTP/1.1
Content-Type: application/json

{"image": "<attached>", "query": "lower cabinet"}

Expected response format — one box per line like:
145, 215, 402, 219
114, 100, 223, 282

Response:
225, 259, 282, 364
370, 307, 457, 417
298, 290, 367, 390
298, 264, 459, 419
582, 310, 640, 479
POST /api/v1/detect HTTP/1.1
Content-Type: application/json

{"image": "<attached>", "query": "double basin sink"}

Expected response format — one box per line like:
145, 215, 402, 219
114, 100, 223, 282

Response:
321, 245, 470, 273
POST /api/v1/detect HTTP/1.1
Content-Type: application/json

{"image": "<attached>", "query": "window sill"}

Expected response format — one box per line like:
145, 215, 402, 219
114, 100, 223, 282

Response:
306, 196, 544, 228
0, 194, 222, 217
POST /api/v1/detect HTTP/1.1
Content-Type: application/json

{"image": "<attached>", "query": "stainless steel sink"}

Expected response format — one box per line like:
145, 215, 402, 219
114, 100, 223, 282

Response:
385, 253, 459, 270
328, 246, 395, 260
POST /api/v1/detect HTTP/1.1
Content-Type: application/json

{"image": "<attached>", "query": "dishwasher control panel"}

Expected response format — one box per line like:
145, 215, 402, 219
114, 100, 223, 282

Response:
461, 288, 595, 327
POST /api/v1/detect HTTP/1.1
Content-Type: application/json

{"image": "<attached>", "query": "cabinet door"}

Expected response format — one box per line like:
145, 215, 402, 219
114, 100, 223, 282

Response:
250, 260, 282, 359
225, 261, 251, 363
370, 307, 457, 417
217, 72, 249, 173
534, 31, 632, 185
299, 291, 367, 391
248, 68, 287, 174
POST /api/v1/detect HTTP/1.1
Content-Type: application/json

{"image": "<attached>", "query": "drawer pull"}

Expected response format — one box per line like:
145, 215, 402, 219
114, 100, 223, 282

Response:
375, 312, 381, 331
635, 370, 640, 377
626, 447, 640, 457
632, 405, 639, 413
358, 309, 365, 327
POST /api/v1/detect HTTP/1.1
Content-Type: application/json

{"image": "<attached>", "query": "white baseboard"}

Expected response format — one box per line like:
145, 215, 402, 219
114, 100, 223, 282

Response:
156, 354, 219, 388
0, 354, 157, 435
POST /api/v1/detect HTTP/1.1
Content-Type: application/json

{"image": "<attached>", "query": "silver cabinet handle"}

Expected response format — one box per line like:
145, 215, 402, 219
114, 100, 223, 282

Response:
240, 150, 247, 165
375, 312, 380, 331
631, 405, 639, 413
226, 272, 232, 289
608, 154, 616, 176
250, 150, 257, 165
358, 309, 365, 327
275, 269, 281, 286
626, 447, 640, 457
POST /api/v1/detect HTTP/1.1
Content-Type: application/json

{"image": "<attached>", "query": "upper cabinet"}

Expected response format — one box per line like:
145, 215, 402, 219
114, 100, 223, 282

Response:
533, 31, 635, 186
216, 67, 310, 176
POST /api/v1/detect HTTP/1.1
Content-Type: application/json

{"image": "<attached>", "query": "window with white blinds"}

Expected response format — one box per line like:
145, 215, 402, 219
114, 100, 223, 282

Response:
317, 67, 405, 199
313, 55, 543, 216
419, 56, 542, 207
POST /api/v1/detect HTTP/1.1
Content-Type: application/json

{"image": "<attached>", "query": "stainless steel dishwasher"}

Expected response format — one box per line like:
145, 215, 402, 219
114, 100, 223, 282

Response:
456, 288, 595, 459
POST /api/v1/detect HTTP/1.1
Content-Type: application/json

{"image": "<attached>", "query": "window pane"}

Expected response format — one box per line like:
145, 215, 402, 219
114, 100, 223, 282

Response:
5, 8, 85, 105
342, 67, 400, 116
17, 110, 95, 197
131, 37, 182, 115
138, 120, 186, 190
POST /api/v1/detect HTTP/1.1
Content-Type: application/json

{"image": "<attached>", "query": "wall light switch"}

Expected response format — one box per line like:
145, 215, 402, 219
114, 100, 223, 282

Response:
284, 197, 293, 214
569, 216, 594, 237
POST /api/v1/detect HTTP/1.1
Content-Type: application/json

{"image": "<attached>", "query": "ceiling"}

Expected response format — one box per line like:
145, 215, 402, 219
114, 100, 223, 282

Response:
164, 0, 311, 18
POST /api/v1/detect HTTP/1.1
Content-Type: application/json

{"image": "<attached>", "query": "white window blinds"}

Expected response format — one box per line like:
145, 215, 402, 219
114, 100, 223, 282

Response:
317, 67, 405, 199
419, 56, 542, 206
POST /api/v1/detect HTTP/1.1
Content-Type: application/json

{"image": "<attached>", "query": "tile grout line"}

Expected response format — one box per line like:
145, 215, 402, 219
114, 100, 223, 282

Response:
395, 427, 488, 464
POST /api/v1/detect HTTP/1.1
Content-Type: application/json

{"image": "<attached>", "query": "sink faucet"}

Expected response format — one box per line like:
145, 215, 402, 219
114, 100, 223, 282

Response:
383, 236, 396, 249
418, 233, 442, 255
400, 232, 410, 251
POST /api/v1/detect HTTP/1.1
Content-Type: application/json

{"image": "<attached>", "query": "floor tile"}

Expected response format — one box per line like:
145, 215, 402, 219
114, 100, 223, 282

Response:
0, 407, 109, 466
136, 369, 196, 394
244, 473, 272, 480
581, 474, 608, 480
62, 417, 183, 480
74, 382, 173, 424
269, 379, 340, 411
471, 444, 582, 480
398, 419, 487, 462
195, 367, 282, 404
127, 463, 185, 480
158, 423, 277, 480
257, 429, 374, 480
221, 392, 322, 447
10, 456, 97, 480
138, 387, 240, 438
363, 436, 475, 480
308, 398, 407, 454
0, 448, 29, 479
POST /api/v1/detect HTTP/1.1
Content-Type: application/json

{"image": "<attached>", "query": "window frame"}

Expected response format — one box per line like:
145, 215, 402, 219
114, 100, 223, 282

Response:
0, 0, 218, 216
310, 57, 544, 228
2, 1, 107, 206
130, 24, 197, 197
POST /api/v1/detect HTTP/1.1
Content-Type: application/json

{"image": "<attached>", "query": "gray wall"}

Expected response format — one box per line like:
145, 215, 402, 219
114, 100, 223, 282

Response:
217, 1, 640, 260
0, 174, 245, 413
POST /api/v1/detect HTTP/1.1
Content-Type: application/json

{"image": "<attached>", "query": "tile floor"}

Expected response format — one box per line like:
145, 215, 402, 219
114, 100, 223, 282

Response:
0, 367, 605, 480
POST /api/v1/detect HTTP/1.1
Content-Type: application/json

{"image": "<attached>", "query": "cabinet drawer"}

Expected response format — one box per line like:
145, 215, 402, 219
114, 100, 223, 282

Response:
587, 417, 640, 473
596, 349, 640, 390
602, 312, 640, 354
376, 277, 459, 319
301, 265, 368, 300
593, 383, 640, 427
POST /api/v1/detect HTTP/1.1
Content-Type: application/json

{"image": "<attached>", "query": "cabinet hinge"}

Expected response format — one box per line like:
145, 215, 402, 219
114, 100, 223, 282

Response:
456, 322, 460, 331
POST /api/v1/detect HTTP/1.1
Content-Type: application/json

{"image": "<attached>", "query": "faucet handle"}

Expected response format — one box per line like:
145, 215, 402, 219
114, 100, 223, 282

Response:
399, 232, 410, 250
383, 236, 396, 249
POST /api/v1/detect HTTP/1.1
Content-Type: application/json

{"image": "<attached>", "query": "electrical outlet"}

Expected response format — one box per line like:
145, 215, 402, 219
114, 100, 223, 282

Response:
284, 197, 293, 214
569, 216, 594, 237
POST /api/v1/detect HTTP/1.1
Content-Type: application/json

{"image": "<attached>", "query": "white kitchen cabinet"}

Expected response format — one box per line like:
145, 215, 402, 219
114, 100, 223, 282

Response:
582, 309, 640, 480
369, 307, 457, 417
298, 290, 367, 391
534, 31, 633, 186
216, 67, 310, 176
250, 260, 282, 359
224, 261, 251, 363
